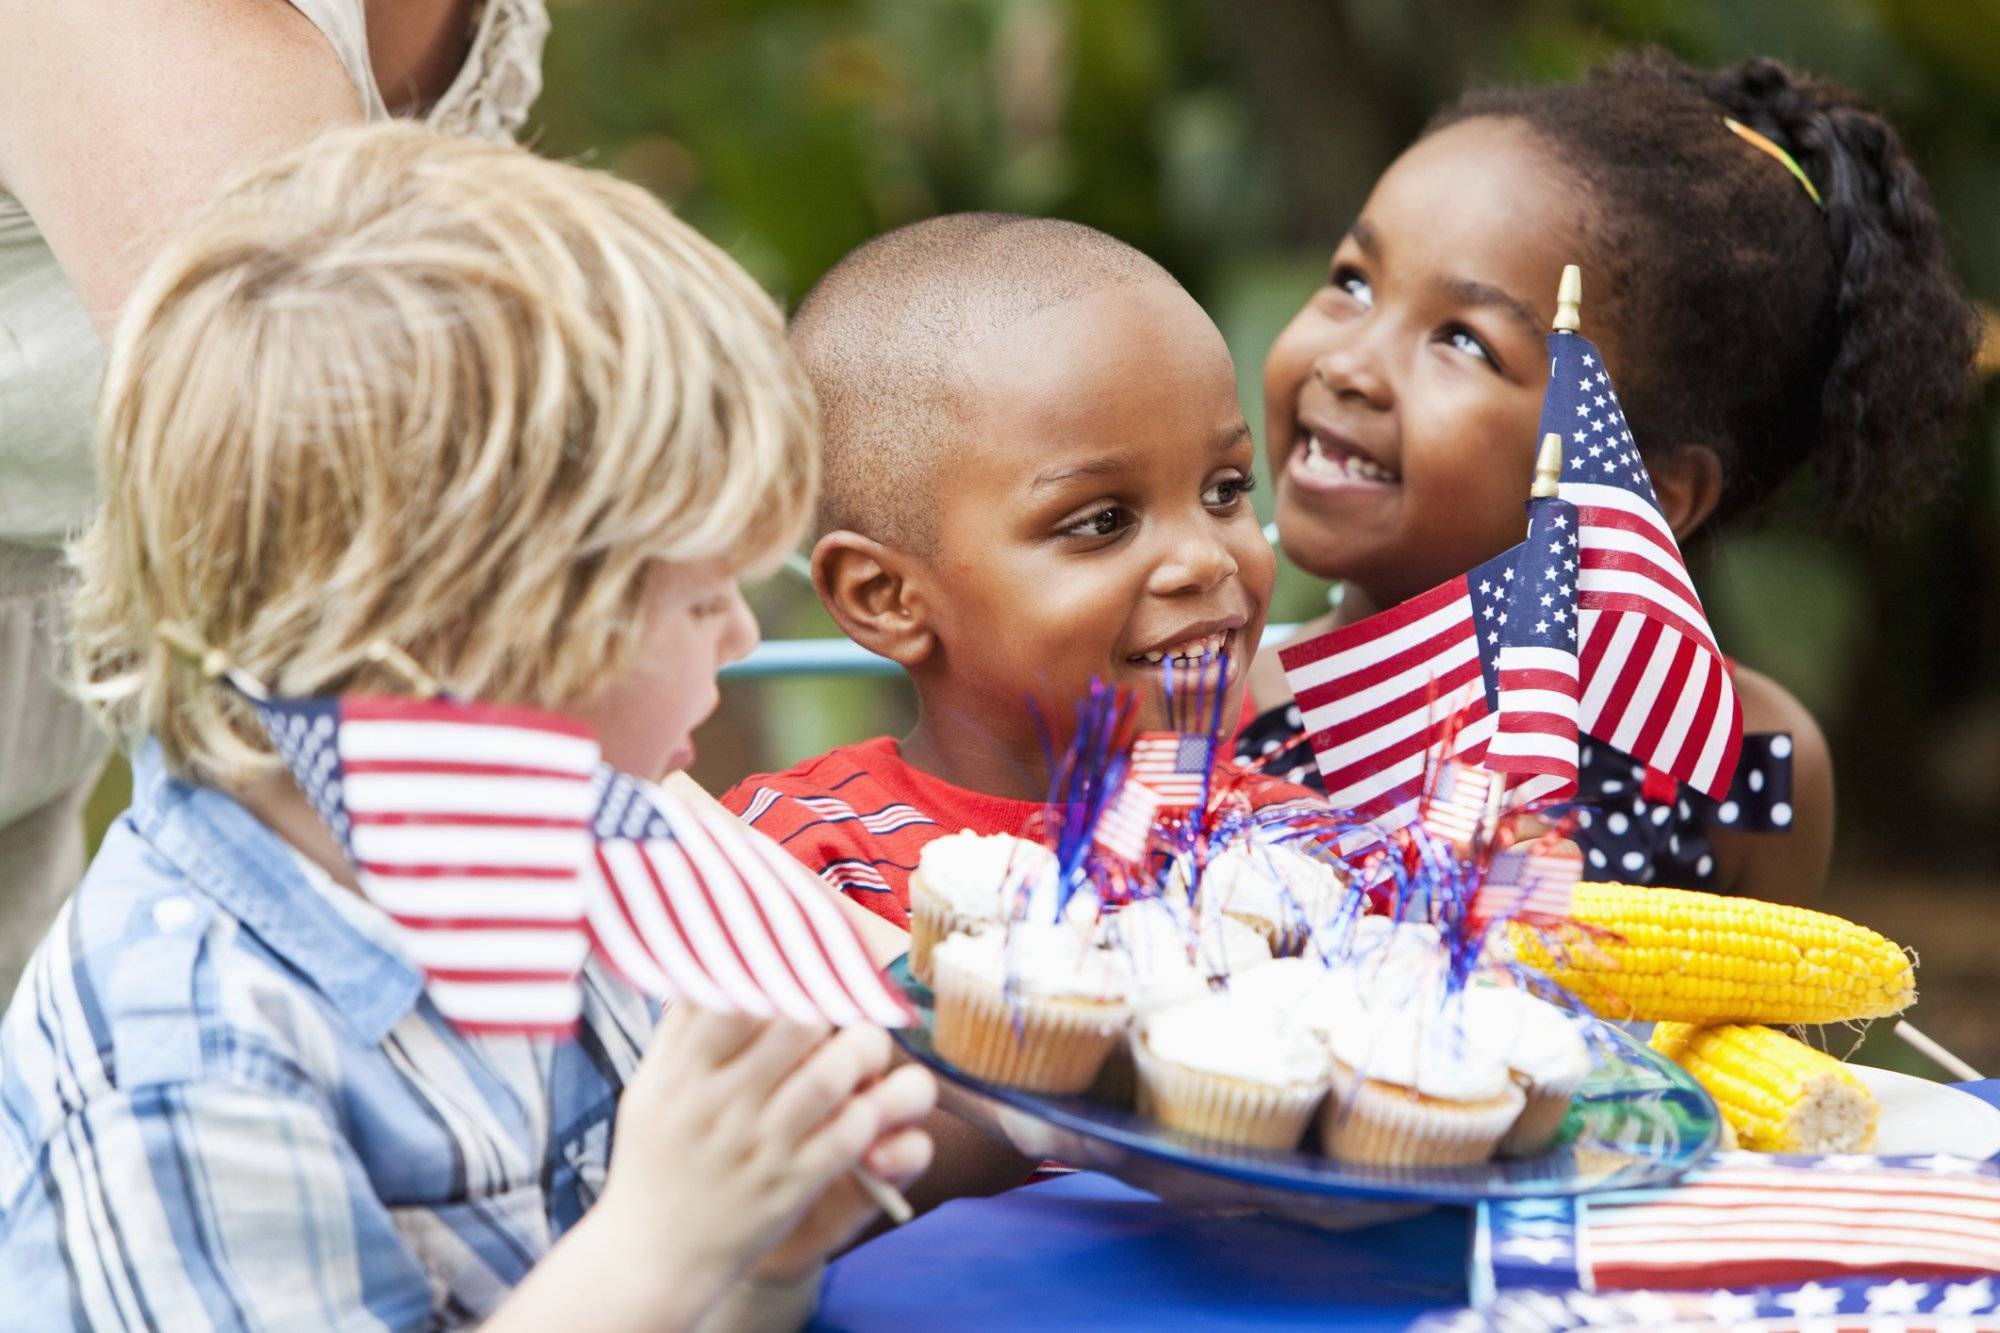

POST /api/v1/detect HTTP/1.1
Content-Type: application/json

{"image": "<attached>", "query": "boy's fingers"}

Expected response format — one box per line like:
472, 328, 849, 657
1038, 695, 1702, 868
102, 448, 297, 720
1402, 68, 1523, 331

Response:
654, 1004, 767, 1067
856, 1062, 936, 1134
861, 1125, 934, 1189
790, 1085, 892, 1188
718, 1017, 835, 1097
760, 1026, 892, 1147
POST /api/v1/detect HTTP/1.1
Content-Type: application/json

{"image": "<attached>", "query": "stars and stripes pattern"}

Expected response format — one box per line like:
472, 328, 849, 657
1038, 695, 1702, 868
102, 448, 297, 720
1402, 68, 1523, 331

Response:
1469, 843, 1582, 923
1093, 777, 1163, 862
1484, 1151, 2000, 1297
248, 694, 599, 1034
1546, 331, 1742, 800
251, 693, 910, 1034
1129, 732, 1218, 808
1277, 543, 1518, 830
1419, 760, 1500, 852
1481, 494, 1582, 805
1419, 1275, 2000, 1332
586, 769, 914, 1028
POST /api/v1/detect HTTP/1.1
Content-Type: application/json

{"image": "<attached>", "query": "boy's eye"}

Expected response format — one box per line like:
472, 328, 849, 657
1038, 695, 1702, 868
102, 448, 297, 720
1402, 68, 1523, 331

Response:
1202, 472, 1256, 509
1059, 505, 1132, 541
1331, 265, 1374, 310
1441, 325, 1497, 369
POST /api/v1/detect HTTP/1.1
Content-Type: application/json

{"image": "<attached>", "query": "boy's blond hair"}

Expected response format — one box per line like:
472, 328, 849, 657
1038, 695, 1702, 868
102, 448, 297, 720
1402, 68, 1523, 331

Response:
72, 123, 816, 788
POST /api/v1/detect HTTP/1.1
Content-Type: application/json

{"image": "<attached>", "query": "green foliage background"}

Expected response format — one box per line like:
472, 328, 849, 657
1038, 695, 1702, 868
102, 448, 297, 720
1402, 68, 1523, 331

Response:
528, 0, 2000, 873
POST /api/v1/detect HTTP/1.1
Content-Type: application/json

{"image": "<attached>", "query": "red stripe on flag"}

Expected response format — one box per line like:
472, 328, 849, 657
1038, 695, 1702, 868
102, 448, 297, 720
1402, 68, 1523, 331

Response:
1290, 617, 1477, 715
1659, 649, 1722, 781
339, 696, 596, 738
1314, 695, 1491, 795
1592, 615, 1665, 736
722, 812, 884, 1022
387, 914, 582, 933
1574, 579, 1719, 659
348, 811, 589, 830
342, 759, 590, 781
1623, 633, 1697, 772
1493, 666, 1577, 696
360, 862, 576, 880
420, 966, 578, 984
1572, 502, 1688, 573
1299, 657, 1484, 752
1278, 576, 1470, 673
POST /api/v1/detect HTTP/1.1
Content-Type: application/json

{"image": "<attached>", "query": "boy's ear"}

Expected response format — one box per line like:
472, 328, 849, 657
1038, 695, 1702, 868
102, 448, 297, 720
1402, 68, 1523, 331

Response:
811, 530, 937, 668
1649, 442, 1725, 543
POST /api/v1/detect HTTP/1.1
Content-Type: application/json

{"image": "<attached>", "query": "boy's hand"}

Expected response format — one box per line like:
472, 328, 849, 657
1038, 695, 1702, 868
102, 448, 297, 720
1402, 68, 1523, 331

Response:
592, 1005, 936, 1305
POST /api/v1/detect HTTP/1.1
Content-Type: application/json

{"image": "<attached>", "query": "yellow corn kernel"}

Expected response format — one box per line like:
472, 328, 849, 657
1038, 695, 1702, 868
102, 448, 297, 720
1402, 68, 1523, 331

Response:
1506, 883, 1914, 1025
1651, 1022, 1879, 1153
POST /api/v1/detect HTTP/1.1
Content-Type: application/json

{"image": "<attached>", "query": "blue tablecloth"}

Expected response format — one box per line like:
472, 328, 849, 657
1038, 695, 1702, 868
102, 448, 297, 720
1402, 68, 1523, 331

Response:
810, 1080, 2000, 1332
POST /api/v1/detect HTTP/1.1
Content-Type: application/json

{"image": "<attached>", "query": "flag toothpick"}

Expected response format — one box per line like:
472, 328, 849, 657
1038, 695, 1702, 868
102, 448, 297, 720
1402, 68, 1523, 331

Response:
365, 640, 445, 700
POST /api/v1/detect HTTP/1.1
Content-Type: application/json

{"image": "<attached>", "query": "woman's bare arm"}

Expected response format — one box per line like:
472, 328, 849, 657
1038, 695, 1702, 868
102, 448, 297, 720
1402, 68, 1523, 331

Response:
0, 0, 364, 336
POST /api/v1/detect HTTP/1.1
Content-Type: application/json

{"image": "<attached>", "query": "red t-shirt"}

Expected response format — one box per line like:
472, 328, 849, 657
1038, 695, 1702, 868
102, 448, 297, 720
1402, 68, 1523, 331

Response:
723, 736, 1321, 929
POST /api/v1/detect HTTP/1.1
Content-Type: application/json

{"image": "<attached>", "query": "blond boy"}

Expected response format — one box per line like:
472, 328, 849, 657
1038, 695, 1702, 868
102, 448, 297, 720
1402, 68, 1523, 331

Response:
0, 124, 932, 1331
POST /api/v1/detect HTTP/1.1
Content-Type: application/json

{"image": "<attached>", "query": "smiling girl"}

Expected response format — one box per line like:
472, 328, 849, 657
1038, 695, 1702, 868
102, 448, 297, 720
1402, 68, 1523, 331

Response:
1242, 52, 1979, 904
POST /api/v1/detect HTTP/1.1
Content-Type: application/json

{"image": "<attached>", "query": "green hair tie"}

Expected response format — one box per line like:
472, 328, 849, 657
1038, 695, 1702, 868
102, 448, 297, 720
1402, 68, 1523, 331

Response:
1723, 116, 1823, 208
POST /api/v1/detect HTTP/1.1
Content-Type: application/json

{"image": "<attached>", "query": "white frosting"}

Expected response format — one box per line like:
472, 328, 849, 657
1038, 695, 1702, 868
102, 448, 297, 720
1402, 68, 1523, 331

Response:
1193, 842, 1345, 931
931, 924, 1130, 1002
1306, 962, 1515, 1102
1102, 897, 1272, 981
1463, 982, 1592, 1085
916, 832, 1079, 924
1140, 992, 1331, 1089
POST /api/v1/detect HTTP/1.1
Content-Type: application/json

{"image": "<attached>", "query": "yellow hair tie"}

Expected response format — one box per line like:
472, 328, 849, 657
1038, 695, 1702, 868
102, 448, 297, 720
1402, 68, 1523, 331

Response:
1723, 117, 1823, 208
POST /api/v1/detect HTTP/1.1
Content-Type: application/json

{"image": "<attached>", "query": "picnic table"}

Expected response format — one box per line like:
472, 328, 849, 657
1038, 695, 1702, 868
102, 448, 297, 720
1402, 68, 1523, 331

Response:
809, 1080, 2000, 1332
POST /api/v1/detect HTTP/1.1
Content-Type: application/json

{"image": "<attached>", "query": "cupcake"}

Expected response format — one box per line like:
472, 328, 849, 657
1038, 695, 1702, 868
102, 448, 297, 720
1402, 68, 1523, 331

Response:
1187, 841, 1346, 955
930, 924, 1131, 1094
1464, 982, 1593, 1156
1132, 990, 1331, 1149
907, 832, 1067, 984
1100, 896, 1273, 1003
1317, 987, 1525, 1168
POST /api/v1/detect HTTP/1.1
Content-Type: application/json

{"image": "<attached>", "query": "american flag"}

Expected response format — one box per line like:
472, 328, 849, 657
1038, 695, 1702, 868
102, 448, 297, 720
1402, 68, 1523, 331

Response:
586, 768, 913, 1028
1278, 541, 1519, 829
1093, 777, 1163, 862
1546, 331, 1742, 800
249, 694, 599, 1034
1484, 1151, 2000, 1296
1468, 843, 1582, 922
1481, 493, 1582, 806
1420, 759, 1500, 852
1129, 731, 1217, 808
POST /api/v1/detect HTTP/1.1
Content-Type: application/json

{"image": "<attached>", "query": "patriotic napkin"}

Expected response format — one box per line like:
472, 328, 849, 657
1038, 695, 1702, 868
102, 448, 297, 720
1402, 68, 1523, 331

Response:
1418, 1275, 2000, 1331
251, 692, 912, 1035
1478, 1150, 2000, 1296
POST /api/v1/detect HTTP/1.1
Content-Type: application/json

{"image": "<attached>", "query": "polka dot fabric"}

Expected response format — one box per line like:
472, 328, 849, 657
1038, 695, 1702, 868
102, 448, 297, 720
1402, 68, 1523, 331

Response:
1232, 702, 1795, 892
1568, 732, 1794, 889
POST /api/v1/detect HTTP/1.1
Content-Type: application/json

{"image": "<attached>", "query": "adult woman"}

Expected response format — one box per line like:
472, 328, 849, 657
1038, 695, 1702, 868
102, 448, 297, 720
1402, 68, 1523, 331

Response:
0, 0, 547, 989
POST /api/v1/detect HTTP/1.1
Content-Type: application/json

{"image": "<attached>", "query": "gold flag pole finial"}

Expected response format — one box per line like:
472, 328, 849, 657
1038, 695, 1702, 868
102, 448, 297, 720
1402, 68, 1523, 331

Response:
366, 640, 445, 700
1532, 432, 1563, 499
1553, 264, 1582, 333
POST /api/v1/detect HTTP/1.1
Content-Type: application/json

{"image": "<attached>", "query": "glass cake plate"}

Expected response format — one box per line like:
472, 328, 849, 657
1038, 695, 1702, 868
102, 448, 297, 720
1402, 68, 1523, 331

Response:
887, 955, 1720, 1230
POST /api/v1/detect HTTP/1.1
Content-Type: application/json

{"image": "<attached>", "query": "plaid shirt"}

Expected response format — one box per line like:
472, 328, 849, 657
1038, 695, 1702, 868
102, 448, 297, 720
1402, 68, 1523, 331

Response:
0, 742, 654, 1329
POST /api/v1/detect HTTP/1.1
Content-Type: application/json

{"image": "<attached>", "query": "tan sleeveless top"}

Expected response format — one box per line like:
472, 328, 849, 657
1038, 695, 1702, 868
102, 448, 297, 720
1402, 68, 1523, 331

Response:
0, 0, 549, 549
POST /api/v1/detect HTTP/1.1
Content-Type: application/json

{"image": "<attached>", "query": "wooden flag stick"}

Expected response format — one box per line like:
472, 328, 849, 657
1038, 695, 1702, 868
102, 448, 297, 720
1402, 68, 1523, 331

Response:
1894, 1020, 1984, 1082
658, 772, 916, 1227
1553, 263, 1582, 333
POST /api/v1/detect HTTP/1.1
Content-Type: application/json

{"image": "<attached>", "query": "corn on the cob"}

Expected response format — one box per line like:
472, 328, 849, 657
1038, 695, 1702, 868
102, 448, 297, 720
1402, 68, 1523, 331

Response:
1505, 883, 1913, 1025
1650, 1022, 1879, 1153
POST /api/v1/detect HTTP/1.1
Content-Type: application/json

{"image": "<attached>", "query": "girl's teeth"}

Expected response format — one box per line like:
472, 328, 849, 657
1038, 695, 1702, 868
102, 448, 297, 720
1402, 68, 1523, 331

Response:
1304, 432, 1394, 483
1133, 632, 1229, 666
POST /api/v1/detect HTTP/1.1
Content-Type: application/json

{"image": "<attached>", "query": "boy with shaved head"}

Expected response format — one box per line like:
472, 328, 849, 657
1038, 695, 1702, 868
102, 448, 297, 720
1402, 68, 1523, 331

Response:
725, 213, 1316, 928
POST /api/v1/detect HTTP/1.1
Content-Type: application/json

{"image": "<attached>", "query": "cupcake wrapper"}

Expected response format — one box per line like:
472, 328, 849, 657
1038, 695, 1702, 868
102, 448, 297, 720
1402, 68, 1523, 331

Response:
1131, 1037, 1325, 1150
930, 959, 1127, 1094
909, 878, 988, 986
1497, 1067, 1585, 1157
1319, 1058, 1526, 1168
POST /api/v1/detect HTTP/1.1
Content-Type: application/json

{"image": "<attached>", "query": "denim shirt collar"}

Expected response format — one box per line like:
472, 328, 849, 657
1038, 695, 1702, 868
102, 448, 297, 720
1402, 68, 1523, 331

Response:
127, 740, 424, 1045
